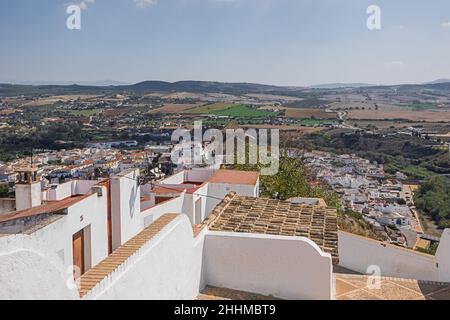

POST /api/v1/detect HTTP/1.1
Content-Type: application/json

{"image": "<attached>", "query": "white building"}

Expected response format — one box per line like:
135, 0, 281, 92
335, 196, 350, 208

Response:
1, 166, 450, 300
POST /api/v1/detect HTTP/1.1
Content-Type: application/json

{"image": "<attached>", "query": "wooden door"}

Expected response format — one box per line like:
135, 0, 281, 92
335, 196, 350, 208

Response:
72, 230, 85, 278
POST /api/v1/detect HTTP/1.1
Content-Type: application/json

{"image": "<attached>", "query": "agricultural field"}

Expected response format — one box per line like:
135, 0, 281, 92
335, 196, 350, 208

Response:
284, 108, 336, 119
21, 95, 101, 107
353, 120, 450, 130
292, 119, 335, 127
179, 103, 277, 118
261, 106, 336, 119
241, 124, 323, 133
212, 104, 276, 118
180, 103, 235, 114
244, 93, 303, 102
151, 103, 203, 114
347, 109, 450, 122
282, 99, 332, 109
399, 103, 436, 111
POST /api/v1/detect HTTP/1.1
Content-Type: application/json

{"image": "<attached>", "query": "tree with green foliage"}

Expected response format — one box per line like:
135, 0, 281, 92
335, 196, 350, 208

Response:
415, 176, 450, 228
225, 154, 340, 208
0, 184, 9, 198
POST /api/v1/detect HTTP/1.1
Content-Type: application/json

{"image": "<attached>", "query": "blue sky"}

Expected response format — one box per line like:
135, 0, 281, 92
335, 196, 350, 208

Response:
1, 0, 450, 86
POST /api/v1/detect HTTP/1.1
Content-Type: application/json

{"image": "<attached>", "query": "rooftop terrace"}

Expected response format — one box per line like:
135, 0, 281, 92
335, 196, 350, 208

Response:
204, 192, 339, 263
197, 272, 450, 300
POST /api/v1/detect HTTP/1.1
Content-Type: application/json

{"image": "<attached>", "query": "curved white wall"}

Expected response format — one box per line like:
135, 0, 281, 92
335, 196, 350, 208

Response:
0, 235, 79, 300
338, 231, 439, 281
436, 229, 450, 282
203, 232, 333, 300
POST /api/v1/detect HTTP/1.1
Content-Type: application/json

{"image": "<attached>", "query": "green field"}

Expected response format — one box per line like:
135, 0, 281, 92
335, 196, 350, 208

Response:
212, 105, 275, 118
293, 119, 333, 127
283, 99, 331, 109
181, 103, 235, 114
397, 103, 435, 111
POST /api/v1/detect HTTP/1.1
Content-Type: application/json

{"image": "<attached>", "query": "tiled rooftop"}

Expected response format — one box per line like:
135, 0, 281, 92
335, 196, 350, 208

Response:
0, 194, 92, 224
205, 192, 339, 263
205, 169, 260, 186
79, 213, 178, 298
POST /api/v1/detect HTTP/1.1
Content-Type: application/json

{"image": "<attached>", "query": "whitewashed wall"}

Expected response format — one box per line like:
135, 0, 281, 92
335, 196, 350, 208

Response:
160, 171, 185, 184
73, 180, 99, 195
15, 182, 41, 211
142, 180, 259, 227
185, 168, 215, 182
30, 191, 109, 271
111, 169, 143, 250
0, 199, 15, 215
338, 231, 441, 282
0, 235, 79, 300
203, 232, 333, 300
89, 215, 205, 300
141, 196, 184, 227
436, 229, 450, 282
45, 180, 100, 201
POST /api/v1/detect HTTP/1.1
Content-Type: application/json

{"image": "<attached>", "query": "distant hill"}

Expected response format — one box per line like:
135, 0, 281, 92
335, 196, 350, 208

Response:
0, 80, 130, 86
0, 80, 286, 97
3, 79, 450, 97
424, 79, 450, 85
118, 80, 283, 93
309, 83, 376, 89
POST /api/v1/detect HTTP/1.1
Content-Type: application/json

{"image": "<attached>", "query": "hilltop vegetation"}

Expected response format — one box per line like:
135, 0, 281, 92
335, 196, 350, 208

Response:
415, 176, 450, 229
0, 123, 87, 161
294, 130, 450, 180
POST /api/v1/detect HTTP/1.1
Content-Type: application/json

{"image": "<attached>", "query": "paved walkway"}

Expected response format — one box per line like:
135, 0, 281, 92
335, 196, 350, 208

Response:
197, 276, 450, 300
336, 274, 450, 300
197, 286, 279, 300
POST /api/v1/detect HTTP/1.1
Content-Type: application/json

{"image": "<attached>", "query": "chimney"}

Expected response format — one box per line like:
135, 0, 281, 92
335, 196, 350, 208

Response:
15, 167, 42, 211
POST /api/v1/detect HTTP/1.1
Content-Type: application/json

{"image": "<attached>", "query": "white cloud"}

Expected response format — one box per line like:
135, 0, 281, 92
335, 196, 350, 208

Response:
134, 0, 157, 8
441, 21, 450, 28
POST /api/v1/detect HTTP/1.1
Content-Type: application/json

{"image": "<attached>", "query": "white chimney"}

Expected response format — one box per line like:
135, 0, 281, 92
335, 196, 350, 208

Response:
15, 167, 42, 211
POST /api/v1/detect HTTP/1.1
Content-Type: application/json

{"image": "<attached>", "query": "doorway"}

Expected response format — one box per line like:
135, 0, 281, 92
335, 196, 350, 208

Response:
72, 229, 85, 278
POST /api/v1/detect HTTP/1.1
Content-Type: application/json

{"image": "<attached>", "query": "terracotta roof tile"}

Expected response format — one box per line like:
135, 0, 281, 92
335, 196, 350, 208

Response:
205, 192, 339, 264
0, 194, 93, 224
205, 169, 260, 186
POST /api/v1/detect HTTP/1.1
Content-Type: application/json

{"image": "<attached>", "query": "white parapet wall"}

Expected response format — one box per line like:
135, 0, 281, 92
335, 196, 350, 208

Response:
436, 229, 450, 282
0, 234, 79, 300
0, 213, 336, 300
338, 231, 444, 282
203, 232, 334, 300
90, 215, 205, 300
141, 196, 185, 227
90, 222, 333, 300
